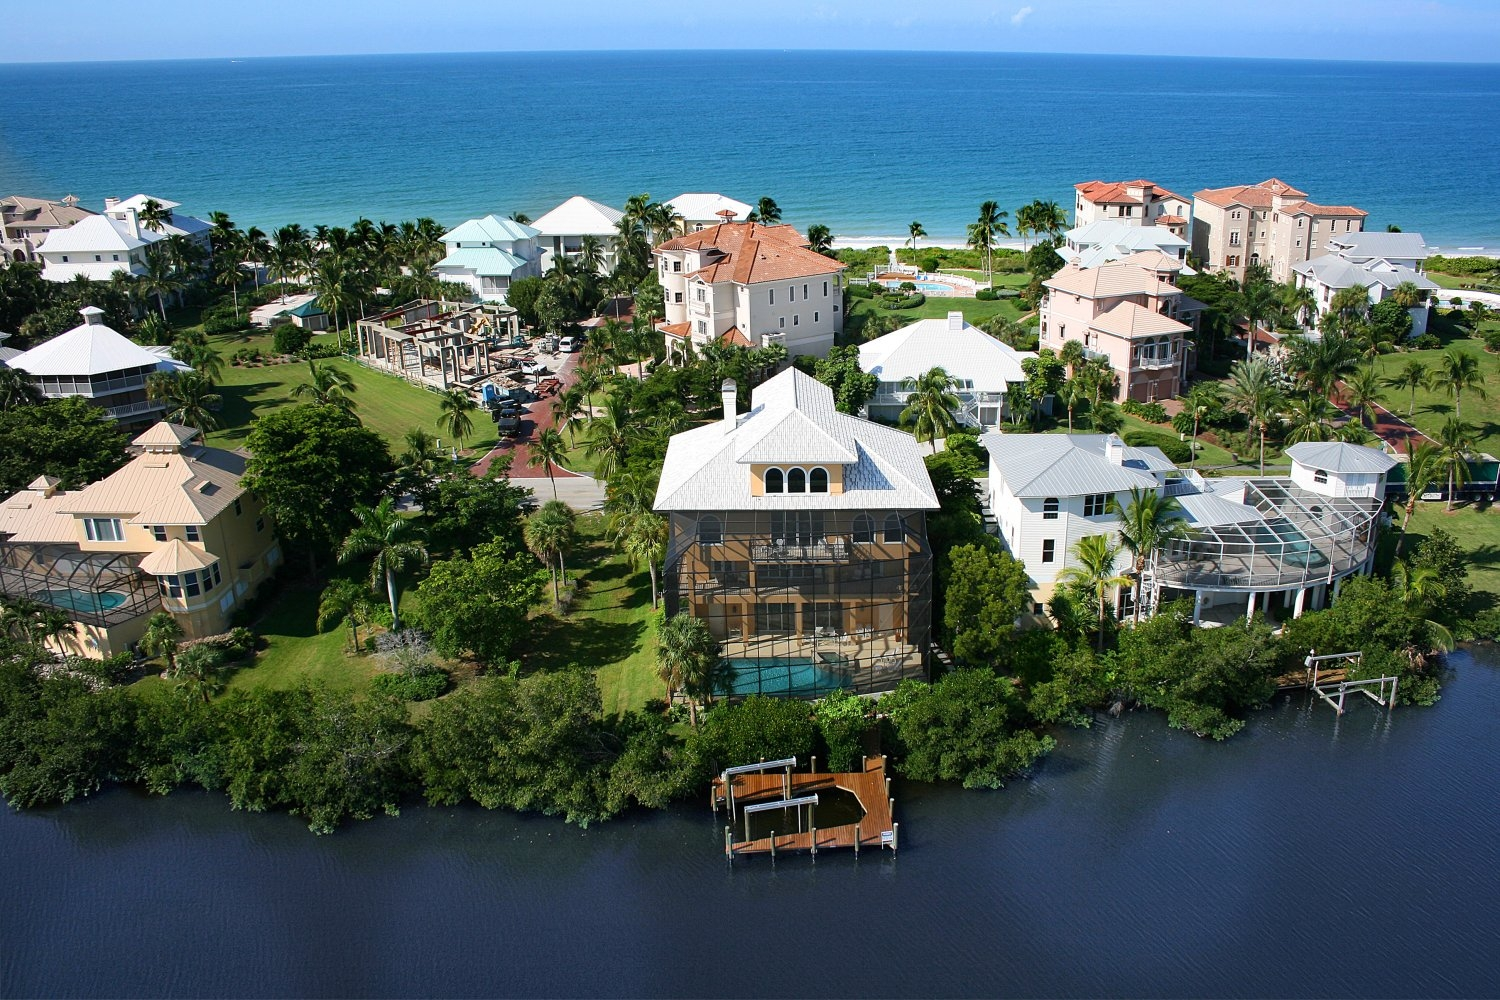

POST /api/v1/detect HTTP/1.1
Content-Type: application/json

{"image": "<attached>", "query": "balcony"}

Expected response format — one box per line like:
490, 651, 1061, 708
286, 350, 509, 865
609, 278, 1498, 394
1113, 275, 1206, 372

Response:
751, 539, 851, 562
1133, 355, 1178, 371
103, 399, 167, 421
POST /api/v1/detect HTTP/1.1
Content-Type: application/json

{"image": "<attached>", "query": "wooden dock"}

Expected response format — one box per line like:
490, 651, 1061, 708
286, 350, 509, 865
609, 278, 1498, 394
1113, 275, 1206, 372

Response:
712, 756, 897, 858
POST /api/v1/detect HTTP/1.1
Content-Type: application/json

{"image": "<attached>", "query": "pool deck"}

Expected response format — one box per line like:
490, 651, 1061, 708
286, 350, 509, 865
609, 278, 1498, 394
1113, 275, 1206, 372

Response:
713, 756, 898, 858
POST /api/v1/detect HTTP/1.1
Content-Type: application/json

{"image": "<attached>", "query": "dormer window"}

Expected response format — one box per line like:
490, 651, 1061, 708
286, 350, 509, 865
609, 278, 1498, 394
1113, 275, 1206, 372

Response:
809, 468, 829, 493
787, 468, 807, 493
765, 468, 784, 493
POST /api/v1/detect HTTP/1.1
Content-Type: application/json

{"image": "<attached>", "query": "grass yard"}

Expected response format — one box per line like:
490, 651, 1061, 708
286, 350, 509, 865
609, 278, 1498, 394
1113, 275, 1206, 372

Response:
226, 577, 384, 694
844, 294, 1029, 342
518, 514, 660, 715
1388, 502, 1500, 614
1370, 337, 1500, 455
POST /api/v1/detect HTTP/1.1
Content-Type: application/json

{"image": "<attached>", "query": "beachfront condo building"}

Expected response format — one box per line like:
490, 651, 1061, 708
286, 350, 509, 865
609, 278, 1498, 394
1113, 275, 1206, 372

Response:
1038, 255, 1200, 402
1073, 180, 1191, 238
1, 194, 95, 263
36, 193, 212, 283
654, 368, 939, 698
532, 196, 624, 274
654, 221, 847, 360
981, 433, 1392, 626
666, 193, 752, 232
433, 215, 542, 303
6, 307, 190, 426
1292, 232, 1439, 336
1191, 178, 1367, 283
0, 421, 283, 658
857, 311, 1034, 431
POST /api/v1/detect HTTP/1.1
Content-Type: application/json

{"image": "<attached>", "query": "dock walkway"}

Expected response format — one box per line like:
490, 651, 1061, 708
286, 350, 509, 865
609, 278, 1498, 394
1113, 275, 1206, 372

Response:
712, 757, 897, 858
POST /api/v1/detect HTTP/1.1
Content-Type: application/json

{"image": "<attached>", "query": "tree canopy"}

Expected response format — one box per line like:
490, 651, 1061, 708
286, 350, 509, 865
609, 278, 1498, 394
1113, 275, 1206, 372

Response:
0, 397, 129, 496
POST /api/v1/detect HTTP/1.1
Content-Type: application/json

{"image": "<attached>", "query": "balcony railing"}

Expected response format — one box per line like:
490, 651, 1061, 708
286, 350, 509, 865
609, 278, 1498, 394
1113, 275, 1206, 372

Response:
103, 399, 166, 420
1133, 355, 1178, 371
751, 539, 851, 562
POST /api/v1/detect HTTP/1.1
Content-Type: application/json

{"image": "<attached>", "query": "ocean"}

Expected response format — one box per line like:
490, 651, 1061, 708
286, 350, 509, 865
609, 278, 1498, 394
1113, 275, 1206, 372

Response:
1, 50, 1498, 249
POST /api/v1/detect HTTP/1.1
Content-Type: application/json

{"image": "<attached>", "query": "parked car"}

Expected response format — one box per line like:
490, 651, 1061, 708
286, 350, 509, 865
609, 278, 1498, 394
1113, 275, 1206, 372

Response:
496, 415, 522, 437
559, 336, 578, 353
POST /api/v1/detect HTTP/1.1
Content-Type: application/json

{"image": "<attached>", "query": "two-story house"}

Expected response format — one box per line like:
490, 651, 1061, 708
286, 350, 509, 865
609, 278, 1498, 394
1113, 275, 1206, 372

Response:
1292, 232, 1439, 336
1191, 178, 1367, 282
1058, 219, 1193, 270
0, 421, 283, 658
1, 194, 95, 263
531, 195, 624, 274
433, 215, 542, 303
1038, 256, 1200, 402
654, 368, 939, 698
1073, 179, 1191, 238
666, 193, 752, 232
654, 221, 846, 360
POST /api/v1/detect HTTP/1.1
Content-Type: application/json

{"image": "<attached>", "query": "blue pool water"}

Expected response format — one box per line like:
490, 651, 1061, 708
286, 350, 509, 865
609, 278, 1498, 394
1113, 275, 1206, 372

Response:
42, 589, 126, 614
881, 280, 952, 292
722, 656, 852, 698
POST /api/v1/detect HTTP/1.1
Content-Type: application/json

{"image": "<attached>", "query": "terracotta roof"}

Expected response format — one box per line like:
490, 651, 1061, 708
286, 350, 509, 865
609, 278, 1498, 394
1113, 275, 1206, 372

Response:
1044, 261, 1164, 299
1282, 201, 1368, 218
717, 327, 752, 348
1075, 179, 1187, 205
659, 321, 691, 339
1157, 214, 1187, 224
1089, 301, 1192, 340
1193, 177, 1311, 209
657, 222, 844, 285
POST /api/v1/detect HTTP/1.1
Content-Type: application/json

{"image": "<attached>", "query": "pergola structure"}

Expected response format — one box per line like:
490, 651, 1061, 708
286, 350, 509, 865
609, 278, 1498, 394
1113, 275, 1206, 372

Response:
354, 299, 520, 391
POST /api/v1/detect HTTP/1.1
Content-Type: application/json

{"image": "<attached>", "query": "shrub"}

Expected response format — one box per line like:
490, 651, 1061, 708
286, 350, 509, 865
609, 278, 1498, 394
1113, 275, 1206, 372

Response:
692, 696, 815, 771
918, 255, 940, 273
1121, 400, 1169, 423
880, 293, 926, 310
880, 670, 1054, 789
202, 312, 248, 336
273, 325, 312, 355
975, 288, 998, 301
1483, 329, 1500, 353
846, 282, 875, 300
1123, 429, 1192, 464
300, 341, 341, 360
371, 670, 449, 702
814, 690, 872, 772
1411, 333, 1441, 350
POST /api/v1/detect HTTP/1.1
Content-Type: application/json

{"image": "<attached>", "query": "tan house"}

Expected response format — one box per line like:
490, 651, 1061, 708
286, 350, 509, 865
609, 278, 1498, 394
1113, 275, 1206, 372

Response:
655, 221, 846, 360
1, 194, 95, 263
1073, 179, 1191, 238
1191, 178, 1367, 282
1039, 254, 1200, 402
0, 422, 283, 658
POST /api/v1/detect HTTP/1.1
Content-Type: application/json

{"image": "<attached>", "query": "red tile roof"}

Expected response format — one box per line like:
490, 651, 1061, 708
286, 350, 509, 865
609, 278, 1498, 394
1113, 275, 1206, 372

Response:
1075, 179, 1188, 206
1194, 177, 1313, 209
657, 222, 844, 285
659, 321, 691, 339
717, 327, 753, 348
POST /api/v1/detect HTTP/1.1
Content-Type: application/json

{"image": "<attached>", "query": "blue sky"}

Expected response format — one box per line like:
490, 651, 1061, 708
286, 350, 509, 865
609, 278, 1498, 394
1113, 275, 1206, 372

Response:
9, 0, 1500, 63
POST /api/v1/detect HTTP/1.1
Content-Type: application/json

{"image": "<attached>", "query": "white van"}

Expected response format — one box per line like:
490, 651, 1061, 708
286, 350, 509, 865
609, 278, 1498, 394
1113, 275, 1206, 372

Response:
559, 336, 578, 353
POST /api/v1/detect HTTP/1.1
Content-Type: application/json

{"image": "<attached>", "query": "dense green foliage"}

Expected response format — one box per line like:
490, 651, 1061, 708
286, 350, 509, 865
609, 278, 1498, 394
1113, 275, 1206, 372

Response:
881, 670, 1054, 789
812, 690, 873, 772
411, 542, 542, 664
942, 545, 1032, 666
1425, 255, 1499, 277
1122, 429, 1193, 464
692, 695, 817, 771
0, 397, 130, 496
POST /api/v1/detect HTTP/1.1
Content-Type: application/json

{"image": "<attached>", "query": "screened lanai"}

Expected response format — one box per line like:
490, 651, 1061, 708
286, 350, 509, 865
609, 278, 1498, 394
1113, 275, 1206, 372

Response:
0, 543, 156, 627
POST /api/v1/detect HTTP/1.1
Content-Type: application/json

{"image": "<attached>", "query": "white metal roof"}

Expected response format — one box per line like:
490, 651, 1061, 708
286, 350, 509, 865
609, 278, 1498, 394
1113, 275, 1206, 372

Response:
654, 368, 938, 512
980, 432, 1167, 497
442, 215, 540, 244
1285, 441, 1398, 474
531, 196, 624, 236
859, 313, 1034, 389
37, 213, 160, 254
10, 309, 176, 376
108, 194, 181, 213
666, 193, 752, 221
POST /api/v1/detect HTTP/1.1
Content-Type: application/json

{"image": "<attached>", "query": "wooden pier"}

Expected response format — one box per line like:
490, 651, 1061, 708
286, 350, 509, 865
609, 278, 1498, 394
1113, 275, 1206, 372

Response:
712, 756, 898, 859
1274, 650, 1399, 714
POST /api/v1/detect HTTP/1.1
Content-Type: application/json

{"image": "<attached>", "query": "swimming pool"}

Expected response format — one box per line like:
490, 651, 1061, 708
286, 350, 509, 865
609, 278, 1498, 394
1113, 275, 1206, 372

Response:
721, 656, 853, 698
41, 589, 127, 614
881, 280, 953, 293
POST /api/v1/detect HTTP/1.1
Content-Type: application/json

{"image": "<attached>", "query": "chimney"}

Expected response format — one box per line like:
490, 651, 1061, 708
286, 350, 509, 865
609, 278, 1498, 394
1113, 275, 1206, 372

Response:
946, 311, 964, 332
1104, 433, 1125, 465
721, 379, 738, 433
123, 207, 140, 240
79, 305, 105, 326
104, 196, 119, 211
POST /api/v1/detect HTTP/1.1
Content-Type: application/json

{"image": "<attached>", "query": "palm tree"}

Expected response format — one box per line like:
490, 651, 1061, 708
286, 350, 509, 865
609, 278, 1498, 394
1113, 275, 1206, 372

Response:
437, 389, 478, 453
1437, 348, 1486, 422
1390, 280, 1428, 312
1183, 381, 1225, 469
156, 371, 222, 432
338, 496, 428, 628
1058, 534, 1132, 651
1233, 273, 1280, 360
1390, 558, 1448, 612
1059, 378, 1085, 433
967, 201, 1009, 285
138, 198, 172, 233
1112, 487, 1187, 624
899, 366, 961, 452
524, 501, 577, 608
313, 254, 352, 347
1058, 339, 1086, 379
172, 644, 225, 704
293, 360, 357, 413
655, 611, 719, 726
1436, 417, 1477, 512
318, 578, 372, 652
908, 221, 926, 256
577, 234, 606, 274
748, 197, 781, 224
140, 611, 184, 671
806, 224, 835, 257
616, 510, 667, 609
1384, 359, 1430, 418
528, 427, 570, 499
139, 245, 184, 322
1031, 199, 1067, 238
1342, 367, 1386, 429
1226, 358, 1284, 474
213, 229, 246, 320
584, 393, 633, 481
1394, 440, 1443, 556
552, 385, 586, 446
1283, 394, 1338, 444
1279, 283, 1318, 329
242, 226, 270, 289
1287, 333, 1359, 401
0, 366, 42, 410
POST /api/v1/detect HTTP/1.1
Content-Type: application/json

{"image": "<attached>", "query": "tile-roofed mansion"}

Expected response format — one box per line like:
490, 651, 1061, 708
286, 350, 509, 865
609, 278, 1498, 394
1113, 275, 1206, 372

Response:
0, 422, 283, 658
858, 312, 1035, 430
1191, 178, 1367, 282
981, 433, 1392, 625
1, 194, 95, 263
1292, 232, 1440, 336
1038, 255, 1202, 402
654, 221, 847, 360
1072, 179, 1191, 238
433, 215, 542, 303
654, 368, 939, 698
7, 307, 190, 425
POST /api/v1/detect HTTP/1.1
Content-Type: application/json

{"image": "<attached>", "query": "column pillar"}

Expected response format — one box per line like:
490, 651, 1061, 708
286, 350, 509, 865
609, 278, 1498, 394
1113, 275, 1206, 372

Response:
1246, 590, 1257, 620
1332, 576, 1344, 602
1193, 590, 1205, 626
1293, 587, 1307, 618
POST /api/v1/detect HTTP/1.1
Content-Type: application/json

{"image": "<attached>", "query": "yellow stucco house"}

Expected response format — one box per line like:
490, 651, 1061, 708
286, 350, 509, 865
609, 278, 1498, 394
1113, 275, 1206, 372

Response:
0, 421, 283, 657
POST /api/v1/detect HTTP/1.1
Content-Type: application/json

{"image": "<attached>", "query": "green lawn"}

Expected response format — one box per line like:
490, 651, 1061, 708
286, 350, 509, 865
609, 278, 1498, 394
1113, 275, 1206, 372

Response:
845, 294, 1029, 342
1370, 337, 1500, 454
1427, 270, 1500, 294
226, 577, 384, 694
518, 514, 660, 714
1390, 502, 1500, 614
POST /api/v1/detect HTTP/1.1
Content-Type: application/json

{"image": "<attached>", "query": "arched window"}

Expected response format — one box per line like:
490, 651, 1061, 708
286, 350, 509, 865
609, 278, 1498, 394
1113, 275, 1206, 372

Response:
698, 515, 722, 546
883, 513, 903, 543
852, 514, 875, 543
1043, 497, 1059, 519
787, 468, 807, 493
765, 468, 784, 494
809, 467, 829, 493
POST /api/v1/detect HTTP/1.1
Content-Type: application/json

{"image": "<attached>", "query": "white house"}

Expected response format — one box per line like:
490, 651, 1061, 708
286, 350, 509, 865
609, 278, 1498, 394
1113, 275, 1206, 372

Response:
1291, 232, 1439, 336
981, 433, 1391, 625
532, 196, 624, 273
103, 195, 213, 246
433, 215, 542, 303
666, 193, 752, 232
1057, 220, 1193, 270
37, 213, 162, 282
858, 311, 1034, 430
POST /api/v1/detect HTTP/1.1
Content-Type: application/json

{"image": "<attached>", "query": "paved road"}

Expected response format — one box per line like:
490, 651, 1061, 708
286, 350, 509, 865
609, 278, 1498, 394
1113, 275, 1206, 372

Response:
471, 350, 582, 479
522, 474, 607, 511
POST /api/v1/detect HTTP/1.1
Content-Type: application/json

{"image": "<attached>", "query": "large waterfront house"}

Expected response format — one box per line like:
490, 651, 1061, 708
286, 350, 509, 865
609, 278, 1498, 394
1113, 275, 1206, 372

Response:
36, 194, 211, 283
654, 368, 939, 698
7, 307, 189, 426
1038, 256, 1200, 402
432, 215, 542, 303
0, 421, 282, 658
1291, 232, 1439, 336
1072, 180, 1191, 238
1058, 220, 1193, 271
666, 193, 752, 232
1, 194, 95, 263
104, 195, 213, 246
982, 433, 1392, 625
858, 311, 1034, 431
654, 221, 846, 360
532, 196, 624, 274
1191, 178, 1367, 283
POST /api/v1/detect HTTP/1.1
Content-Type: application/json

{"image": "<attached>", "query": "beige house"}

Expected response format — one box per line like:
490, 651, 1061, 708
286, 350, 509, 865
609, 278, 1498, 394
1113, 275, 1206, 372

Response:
1191, 178, 1367, 282
1, 194, 95, 263
1038, 254, 1200, 402
1074, 180, 1191, 237
655, 221, 846, 360
0, 422, 283, 658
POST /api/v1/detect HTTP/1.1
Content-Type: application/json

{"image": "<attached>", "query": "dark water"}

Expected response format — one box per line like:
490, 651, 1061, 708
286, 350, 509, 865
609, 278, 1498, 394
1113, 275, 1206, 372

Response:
5, 648, 1499, 998
1, 51, 1498, 247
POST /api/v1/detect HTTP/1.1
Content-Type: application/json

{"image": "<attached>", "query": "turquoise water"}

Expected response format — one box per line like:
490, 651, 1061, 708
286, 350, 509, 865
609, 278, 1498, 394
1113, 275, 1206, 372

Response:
882, 280, 954, 292
723, 655, 852, 697
1, 52, 1497, 247
41, 589, 126, 613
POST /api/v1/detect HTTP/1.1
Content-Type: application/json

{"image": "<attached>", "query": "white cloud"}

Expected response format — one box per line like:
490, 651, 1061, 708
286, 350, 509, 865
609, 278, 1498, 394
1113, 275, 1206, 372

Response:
1010, 5, 1033, 26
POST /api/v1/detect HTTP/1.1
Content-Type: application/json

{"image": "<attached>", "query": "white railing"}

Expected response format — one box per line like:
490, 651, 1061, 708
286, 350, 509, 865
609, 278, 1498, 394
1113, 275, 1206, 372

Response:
104, 400, 166, 420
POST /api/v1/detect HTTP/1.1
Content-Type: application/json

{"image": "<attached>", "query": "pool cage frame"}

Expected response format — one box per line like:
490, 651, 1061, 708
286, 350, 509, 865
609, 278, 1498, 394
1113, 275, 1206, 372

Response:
662, 508, 933, 699
0, 543, 157, 627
